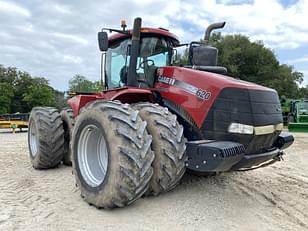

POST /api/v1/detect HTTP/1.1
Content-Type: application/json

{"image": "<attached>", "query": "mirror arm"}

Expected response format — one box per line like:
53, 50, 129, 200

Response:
101, 28, 129, 35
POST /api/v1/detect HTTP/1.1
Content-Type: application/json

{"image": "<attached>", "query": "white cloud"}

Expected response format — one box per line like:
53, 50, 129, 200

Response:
62, 55, 83, 64
287, 57, 308, 64
0, 31, 11, 39
54, 4, 71, 14
52, 32, 88, 46
0, 1, 30, 17
299, 70, 308, 86
0, 0, 308, 90
186, 0, 308, 49
125, 0, 308, 50
218, 0, 254, 4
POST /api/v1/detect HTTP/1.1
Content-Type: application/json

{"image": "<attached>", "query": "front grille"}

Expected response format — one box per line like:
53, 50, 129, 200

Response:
201, 87, 283, 154
221, 145, 246, 158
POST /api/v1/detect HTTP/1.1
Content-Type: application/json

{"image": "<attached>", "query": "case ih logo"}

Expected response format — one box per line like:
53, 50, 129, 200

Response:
158, 76, 175, 85
158, 76, 211, 100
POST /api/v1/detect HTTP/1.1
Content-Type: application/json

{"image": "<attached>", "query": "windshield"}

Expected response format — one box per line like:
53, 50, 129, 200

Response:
105, 37, 172, 89
298, 102, 308, 114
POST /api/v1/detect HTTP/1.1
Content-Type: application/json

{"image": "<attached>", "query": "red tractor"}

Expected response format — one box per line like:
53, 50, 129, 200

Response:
28, 18, 294, 209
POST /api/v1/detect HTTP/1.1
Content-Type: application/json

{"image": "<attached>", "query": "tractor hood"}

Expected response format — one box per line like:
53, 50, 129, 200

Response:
156, 66, 274, 93
155, 66, 280, 128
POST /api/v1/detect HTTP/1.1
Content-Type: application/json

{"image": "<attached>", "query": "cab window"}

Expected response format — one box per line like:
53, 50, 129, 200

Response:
105, 36, 172, 89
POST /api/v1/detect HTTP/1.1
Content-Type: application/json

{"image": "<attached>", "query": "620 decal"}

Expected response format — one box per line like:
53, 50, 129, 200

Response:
196, 89, 211, 100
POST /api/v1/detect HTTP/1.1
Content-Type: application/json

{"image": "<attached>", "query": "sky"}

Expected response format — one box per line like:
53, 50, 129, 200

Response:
0, 0, 308, 91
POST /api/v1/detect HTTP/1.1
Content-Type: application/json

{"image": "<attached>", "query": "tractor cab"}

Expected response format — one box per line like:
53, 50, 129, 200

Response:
105, 35, 174, 88
297, 101, 308, 116
288, 100, 308, 132
98, 21, 179, 90
289, 100, 308, 122
98, 18, 227, 90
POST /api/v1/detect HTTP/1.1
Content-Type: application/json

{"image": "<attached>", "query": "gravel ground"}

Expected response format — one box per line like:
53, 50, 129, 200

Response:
0, 130, 307, 231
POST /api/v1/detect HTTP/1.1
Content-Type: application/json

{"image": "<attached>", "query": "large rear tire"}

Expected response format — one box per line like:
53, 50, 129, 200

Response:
61, 107, 75, 166
28, 107, 65, 169
72, 101, 154, 208
133, 102, 187, 196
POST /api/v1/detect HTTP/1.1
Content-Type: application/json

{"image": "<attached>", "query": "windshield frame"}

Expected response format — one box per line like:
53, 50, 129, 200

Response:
104, 36, 174, 89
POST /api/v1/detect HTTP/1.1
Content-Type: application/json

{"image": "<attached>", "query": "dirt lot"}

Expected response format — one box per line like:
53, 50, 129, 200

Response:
0, 130, 307, 231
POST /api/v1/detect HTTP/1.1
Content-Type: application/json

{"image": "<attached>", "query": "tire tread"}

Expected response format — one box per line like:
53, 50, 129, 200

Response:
133, 102, 187, 196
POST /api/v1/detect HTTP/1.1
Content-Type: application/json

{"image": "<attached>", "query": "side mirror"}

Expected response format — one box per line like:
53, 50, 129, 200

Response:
98, 31, 108, 52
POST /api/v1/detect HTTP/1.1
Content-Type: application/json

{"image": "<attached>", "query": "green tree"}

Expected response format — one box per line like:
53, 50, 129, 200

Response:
266, 65, 303, 98
0, 82, 14, 114
209, 34, 304, 98
174, 48, 189, 65
12, 75, 50, 112
176, 33, 305, 98
0, 65, 18, 85
93, 80, 104, 92
0, 65, 65, 113
53, 90, 66, 109
69, 75, 103, 93
22, 83, 56, 108
299, 86, 308, 98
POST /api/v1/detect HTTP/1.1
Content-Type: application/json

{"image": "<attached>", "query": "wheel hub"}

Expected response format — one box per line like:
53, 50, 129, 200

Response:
29, 122, 38, 157
77, 124, 108, 187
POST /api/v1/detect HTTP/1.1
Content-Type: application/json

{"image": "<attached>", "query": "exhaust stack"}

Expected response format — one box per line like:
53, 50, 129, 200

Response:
204, 22, 226, 45
127, 17, 142, 87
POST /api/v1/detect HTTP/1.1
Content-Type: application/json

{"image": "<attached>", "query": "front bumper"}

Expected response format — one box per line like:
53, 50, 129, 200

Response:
231, 148, 281, 170
186, 132, 294, 173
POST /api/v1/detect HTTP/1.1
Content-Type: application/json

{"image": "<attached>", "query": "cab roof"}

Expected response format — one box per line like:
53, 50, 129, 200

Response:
108, 27, 180, 46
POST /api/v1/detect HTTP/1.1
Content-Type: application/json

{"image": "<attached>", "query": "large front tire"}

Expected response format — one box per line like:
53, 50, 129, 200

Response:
133, 103, 187, 196
72, 101, 154, 208
28, 107, 65, 169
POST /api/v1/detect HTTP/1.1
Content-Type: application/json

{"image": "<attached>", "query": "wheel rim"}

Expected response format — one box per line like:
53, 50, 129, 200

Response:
29, 121, 38, 157
77, 124, 108, 187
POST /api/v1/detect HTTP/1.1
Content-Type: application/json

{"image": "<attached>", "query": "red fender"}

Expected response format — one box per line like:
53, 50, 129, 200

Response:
67, 87, 155, 117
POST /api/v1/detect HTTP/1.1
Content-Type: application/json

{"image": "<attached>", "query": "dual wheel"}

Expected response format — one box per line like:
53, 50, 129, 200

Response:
28, 101, 186, 208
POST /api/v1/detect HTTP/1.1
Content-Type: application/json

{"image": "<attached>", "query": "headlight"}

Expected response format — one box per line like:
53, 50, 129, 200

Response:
228, 123, 254, 135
